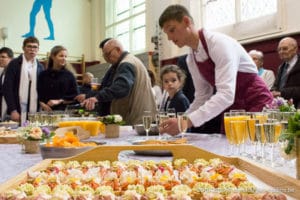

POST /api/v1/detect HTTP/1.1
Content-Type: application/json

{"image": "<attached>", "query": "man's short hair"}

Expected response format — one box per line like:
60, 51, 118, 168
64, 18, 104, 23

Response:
159, 4, 193, 28
0, 47, 14, 58
23, 36, 39, 47
99, 38, 112, 49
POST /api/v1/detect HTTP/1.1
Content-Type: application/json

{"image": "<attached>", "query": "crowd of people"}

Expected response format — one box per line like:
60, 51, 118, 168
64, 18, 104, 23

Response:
0, 5, 299, 134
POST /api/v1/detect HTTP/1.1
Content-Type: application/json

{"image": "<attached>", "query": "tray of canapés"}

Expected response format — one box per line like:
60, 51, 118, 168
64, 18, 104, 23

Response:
0, 144, 297, 199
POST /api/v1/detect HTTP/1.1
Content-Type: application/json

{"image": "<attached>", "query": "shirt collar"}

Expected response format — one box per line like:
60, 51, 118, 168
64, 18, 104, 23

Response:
287, 54, 297, 67
286, 54, 298, 72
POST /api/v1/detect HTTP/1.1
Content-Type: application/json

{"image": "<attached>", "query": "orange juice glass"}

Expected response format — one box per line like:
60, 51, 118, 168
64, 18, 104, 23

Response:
247, 119, 258, 142
254, 112, 268, 124
274, 122, 282, 143
230, 120, 246, 145
224, 113, 233, 144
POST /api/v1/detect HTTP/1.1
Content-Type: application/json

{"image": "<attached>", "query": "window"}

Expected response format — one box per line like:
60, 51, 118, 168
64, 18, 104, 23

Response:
105, 0, 145, 53
201, 0, 282, 40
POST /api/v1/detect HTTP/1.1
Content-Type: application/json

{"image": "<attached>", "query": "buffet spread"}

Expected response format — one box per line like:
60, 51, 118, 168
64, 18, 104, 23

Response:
0, 145, 298, 199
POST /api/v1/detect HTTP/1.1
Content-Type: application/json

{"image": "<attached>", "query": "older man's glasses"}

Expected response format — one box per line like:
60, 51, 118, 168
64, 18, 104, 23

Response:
102, 47, 117, 58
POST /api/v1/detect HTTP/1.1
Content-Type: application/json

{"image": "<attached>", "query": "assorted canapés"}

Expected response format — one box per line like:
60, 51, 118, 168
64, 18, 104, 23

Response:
0, 158, 286, 199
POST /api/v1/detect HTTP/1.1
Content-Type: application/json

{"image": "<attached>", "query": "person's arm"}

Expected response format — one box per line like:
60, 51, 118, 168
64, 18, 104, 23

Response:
37, 72, 49, 105
95, 63, 135, 102
62, 72, 79, 101
3, 61, 18, 114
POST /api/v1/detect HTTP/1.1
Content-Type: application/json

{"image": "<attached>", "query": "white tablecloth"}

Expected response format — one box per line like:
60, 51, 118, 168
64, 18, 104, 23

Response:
0, 130, 296, 184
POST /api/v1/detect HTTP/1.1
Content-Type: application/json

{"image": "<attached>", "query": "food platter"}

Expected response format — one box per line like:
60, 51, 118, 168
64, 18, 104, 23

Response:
131, 137, 187, 156
0, 145, 299, 199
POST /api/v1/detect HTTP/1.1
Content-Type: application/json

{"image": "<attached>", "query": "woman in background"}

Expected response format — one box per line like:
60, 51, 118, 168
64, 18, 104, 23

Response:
38, 45, 78, 111
160, 65, 190, 113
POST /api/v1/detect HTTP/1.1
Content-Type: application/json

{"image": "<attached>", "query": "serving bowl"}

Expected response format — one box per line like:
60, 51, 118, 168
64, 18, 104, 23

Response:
39, 144, 95, 159
0, 121, 18, 129
134, 124, 159, 136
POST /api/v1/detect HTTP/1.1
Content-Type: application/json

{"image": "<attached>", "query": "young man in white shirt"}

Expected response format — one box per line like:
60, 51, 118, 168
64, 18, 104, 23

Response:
158, 4, 273, 134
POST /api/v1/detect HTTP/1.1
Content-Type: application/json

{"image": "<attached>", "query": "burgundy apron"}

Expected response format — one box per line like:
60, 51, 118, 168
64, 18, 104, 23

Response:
193, 29, 273, 132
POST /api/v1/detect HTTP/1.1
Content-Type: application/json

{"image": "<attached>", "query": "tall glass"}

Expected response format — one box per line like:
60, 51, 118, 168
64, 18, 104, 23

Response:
177, 112, 188, 138
280, 112, 295, 132
157, 111, 168, 139
247, 118, 259, 159
254, 112, 268, 124
91, 77, 100, 91
143, 111, 152, 139
255, 123, 266, 162
263, 122, 276, 167
224, 112, 234, 156
28, 112, 37, 126
167, 108, 176, 118
224, 111, 247, 156
231, 110, 249, 155
230, 120, 247, 156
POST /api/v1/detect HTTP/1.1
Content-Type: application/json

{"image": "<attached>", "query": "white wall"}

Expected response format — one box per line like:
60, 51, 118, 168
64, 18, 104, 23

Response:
0, 0, 92, 60
1, 0, 300, 62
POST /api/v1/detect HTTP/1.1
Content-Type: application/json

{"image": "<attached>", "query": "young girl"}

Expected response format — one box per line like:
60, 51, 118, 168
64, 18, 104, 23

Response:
160, 64, 190, 113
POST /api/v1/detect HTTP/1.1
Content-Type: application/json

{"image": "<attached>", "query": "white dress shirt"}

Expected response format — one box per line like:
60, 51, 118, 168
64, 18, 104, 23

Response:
260, 69, 275, 89
185, 29, 258, 127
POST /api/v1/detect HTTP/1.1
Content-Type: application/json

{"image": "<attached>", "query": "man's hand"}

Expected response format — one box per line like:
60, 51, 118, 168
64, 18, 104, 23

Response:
159, 118, 180, 136
40, 102, 52, 112
47, 99, 63, 107
75, 94, 86, 103
10, 110, 20, 122
272, 91, 281, 97
81, 97, 98, 110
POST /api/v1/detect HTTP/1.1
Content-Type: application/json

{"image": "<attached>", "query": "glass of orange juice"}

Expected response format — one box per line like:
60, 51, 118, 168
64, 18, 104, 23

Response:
230, 120, 247, 156
254, 112, 268, 124
224, 112, 234, 156
230, 110, 250, 155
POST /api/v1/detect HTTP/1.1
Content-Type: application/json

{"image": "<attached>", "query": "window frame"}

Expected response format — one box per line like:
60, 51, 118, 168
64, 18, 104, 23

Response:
105, 0, 146, 54
200, 0, 284, 41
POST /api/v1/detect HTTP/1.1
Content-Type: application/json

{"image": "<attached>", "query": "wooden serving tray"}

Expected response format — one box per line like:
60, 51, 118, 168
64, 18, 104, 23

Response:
0, 144, 299, 199
0, 136, 19, 144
